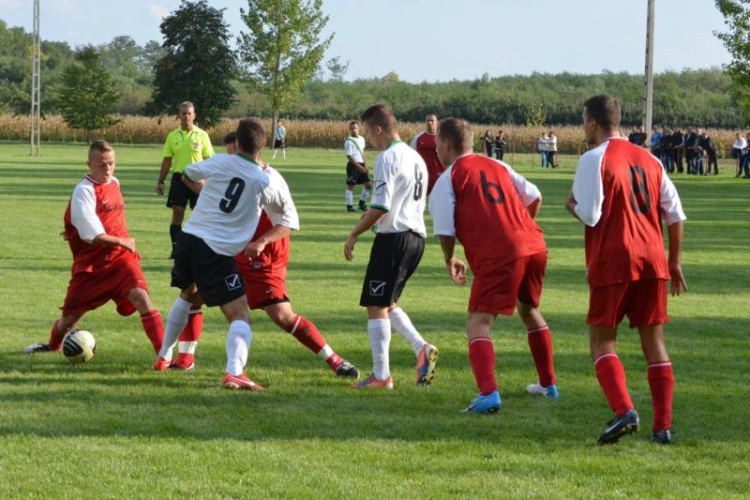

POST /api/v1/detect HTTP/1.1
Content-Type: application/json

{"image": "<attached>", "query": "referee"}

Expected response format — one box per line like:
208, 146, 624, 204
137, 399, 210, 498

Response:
156, 101, 215, 258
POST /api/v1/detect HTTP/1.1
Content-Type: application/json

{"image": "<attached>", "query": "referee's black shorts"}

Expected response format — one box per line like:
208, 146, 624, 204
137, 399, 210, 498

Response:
360, 231, 425, 307
166, 172, 198, 209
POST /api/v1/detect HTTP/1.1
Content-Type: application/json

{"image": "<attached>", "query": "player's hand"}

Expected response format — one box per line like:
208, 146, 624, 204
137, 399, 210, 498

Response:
669, 261, 688, 296
119, 237, 136, 253
344, 235, 357, 261
447, 257, 467, 286
156, 182, 165, 196
245, 241, 266, 259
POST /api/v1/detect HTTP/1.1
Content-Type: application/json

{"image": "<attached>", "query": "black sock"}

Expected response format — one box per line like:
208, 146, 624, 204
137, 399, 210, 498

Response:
170, 224, 181, 245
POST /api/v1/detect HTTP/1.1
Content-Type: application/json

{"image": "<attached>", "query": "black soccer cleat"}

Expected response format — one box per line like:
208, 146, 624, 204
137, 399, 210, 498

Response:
346, 205, 356, 213
649, 429, 673, 445
358, 200, 368, 211
336, 360, 360, 379
597, 408, 640, 445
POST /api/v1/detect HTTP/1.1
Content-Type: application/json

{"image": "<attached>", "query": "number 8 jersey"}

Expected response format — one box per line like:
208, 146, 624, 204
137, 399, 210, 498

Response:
571, 137, 686, 288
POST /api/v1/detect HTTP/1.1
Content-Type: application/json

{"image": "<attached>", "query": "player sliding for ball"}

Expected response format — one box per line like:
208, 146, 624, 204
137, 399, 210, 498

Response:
430, 118, 559, 413
154, 118, 297, 390
24, 141, 165, 358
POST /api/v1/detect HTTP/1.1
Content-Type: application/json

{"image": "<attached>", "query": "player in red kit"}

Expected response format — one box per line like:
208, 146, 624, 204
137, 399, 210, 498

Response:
410, 114, 445, 195
430, 118, 558, 413
566, 95, 687, 445
24, 141, 164, 357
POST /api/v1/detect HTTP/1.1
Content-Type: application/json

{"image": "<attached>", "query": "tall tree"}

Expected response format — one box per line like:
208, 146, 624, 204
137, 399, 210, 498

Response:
715, 0, 750, 122
326, 56, 349, 82
55, 46, 121, 144
238, 0, 333, 136
149, 0, 237, 127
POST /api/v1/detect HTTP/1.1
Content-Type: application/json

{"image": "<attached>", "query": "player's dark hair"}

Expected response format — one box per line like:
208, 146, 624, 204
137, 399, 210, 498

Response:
349, 121, 359, 127
88, 140, 113, 157
236, 118, 265, 154
360, 104, 398, 133
438, 118, 473, 152
583, 95, 621, 131
223, 131, 237, 145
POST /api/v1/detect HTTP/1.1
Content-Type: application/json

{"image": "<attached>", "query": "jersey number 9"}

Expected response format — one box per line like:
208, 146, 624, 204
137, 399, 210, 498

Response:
219, 177, 246, 213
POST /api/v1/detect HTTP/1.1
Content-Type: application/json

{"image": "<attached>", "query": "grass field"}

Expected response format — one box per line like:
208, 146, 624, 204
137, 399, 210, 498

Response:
0, 143, 748, 498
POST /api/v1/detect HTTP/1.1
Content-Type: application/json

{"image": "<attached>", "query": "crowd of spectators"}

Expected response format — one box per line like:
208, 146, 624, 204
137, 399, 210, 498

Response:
629, 125, 723, 176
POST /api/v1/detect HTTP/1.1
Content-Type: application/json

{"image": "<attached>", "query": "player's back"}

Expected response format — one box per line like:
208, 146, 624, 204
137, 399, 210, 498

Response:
412, 132, 444, 194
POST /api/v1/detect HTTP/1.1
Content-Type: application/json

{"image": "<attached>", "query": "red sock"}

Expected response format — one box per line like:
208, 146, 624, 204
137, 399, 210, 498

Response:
47, 320, 65, 351
177, 310, 203, 367
287, 315, 326, 354
648, 361, 674, 432
140, 310, 164, 354
594, 354, 634, 416
527, 325, 555, 387
468, 337, 497, 395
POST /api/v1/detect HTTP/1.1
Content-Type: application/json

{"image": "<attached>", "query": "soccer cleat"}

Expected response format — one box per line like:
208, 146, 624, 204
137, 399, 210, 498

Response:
346, 205, 356, 213
416, 344, 439, 385
598, 408, 640, 445
462, 391, 502, 414
222, 372, 265, 391
649, 429, 673, 445
350, 374, 393, 389
335, 359, 360, 379
24, 343, 57, 354
169, 361, 195, 372
526, 382, 560, 399
153, 356, 171, 372
358, 200, 368, 211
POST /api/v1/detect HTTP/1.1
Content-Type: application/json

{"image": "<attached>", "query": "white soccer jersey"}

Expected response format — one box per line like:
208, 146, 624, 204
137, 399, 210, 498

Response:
370, 141, 427, 238
262, 165, 300, 230
182, 153, 294, 256
345, 135, 366, 164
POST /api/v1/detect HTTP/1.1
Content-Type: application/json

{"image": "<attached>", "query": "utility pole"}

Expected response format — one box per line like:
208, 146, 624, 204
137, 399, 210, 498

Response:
643, 0, 655, 137
30, 0, 41, 157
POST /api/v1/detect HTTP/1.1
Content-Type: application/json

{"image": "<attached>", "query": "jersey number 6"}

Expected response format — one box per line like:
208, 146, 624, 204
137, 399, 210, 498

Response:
219, 177, 246, 213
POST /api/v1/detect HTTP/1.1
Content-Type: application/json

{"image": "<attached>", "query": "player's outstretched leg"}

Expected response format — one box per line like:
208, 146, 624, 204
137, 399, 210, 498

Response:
388, 307, 438, 385
173, 305, 203, 371
517, 301, 558, 398
221, 297, 264, 391
154, 294, 193, 370
462, 313, 501, 413
639, 325, 674, 445
351, 311, 393, 389
126, 288, 164, 354
24, 314, 82, 354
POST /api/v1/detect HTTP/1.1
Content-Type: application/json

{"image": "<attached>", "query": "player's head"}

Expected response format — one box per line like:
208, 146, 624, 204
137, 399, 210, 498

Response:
236, 118, 266, 156
349, 121, 360, 136
360, 104, 398, 150
582, 94, 621, 146
498, 129, 504, 136
224, 131, 238, 154
436, 117, 473, 167
179, 101, 195, 130
87, 140, 115, 183
425, 114, 438, 134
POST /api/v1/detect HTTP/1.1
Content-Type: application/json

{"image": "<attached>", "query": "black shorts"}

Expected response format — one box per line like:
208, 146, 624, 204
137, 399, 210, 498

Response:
166, 172, 198, 209
347, 163, 371, 185
170, 232, 245, 307
360, 231, 425, 307
274, 139, 285, 149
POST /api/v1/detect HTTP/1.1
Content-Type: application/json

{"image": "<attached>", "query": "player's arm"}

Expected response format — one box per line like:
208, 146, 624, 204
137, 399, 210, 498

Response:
429, 167, 466, 285
567, 152, 604, 226
503, 163, 543, 219
344, 208, 386, 261
659, 171, 688, 296
347, 154, 367, 173
181, 174, 204, 194
251, 171, 300, 257
437, 236, 467, 286
71, 185, 135, 252
245, 225, 291, 258
156, 157, 171, 195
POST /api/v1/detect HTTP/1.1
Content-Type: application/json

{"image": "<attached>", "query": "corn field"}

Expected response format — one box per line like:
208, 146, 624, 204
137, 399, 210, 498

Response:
0, 114, 744, 155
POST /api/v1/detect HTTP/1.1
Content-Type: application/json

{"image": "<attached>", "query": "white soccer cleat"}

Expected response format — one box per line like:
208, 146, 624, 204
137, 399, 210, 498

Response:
526, 382, 560, 399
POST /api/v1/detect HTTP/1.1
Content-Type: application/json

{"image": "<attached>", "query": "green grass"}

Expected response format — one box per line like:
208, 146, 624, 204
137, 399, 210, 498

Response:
0, 143, 748, 498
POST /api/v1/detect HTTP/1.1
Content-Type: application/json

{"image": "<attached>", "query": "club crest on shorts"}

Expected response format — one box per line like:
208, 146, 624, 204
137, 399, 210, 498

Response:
225, 273, 242, 291
369, 280, 386, 296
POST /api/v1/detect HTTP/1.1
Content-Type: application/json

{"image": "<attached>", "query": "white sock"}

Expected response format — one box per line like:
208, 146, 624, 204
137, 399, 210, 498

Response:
225, 320, 252, 376
178, 309, 202, 354
368, 318, 391, 380
158, 296, 191, 361
389, 307, 426, 356
282, 149, 286, 158
360, 189, 370, 202
345, 190, 354, 206
317, 344, 334, 360
272, 150, 277, 159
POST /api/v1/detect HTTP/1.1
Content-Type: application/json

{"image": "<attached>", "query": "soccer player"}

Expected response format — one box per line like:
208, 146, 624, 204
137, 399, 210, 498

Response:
344, 104, 438, 389
168, 131, 360, 378
25, 141, 165, 357
156, 101, 215, 259
345, 121, 372, 213
155, 118, 297, 391
272, 120, 286, 159
409, 113, 445, 195
565, 95, 687, 445
430, 118, 558, 413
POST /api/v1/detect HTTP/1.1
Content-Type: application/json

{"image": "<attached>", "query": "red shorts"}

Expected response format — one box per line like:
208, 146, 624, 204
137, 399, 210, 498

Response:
587, 279, 669, 329
236, 258, 289, 310
469, 251, 546, 315
61, 255, 148, 317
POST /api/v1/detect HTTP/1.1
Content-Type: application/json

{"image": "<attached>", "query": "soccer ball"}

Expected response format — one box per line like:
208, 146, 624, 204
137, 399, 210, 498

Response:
62, 329, 96, 364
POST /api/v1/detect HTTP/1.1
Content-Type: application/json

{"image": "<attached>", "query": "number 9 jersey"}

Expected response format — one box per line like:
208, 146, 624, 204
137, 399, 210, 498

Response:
571, 137, 686, 288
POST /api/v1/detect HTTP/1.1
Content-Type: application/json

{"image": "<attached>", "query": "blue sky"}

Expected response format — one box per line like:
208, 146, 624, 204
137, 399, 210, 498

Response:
0, 0, 732, 82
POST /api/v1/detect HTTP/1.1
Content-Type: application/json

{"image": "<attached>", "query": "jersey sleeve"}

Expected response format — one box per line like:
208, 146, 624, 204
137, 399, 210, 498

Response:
498, 161, 541, 207
572, 149, 605, 227
409, 133, 421, 150
71, 184, 105, 243
184, 156, 214, 182
261, 171, 300, 230
659, 169, 687, 225
203, 131, 215, 158
429, 165, 455, 236
344, 139, 356, 157
161, 133, 174, 158
370, 153, 396, 212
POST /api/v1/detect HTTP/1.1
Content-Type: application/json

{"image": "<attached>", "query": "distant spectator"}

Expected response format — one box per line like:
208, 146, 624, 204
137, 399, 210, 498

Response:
739, 132, 750, 178
538, 132, 549, 168
690, 128, 705, 175
272, 120, 287, 159
684, 127, 698, 174
701, 132, 718, 176
494, 129, 506, 161
660, 128, 675, 174
547, 131, 558, 168
649, 126, 663, 159
732, 132, 746, 159
628, 126, 640, 144
482, 130, 495, 157
636, 126, 647, 146
672, 128, 685, 173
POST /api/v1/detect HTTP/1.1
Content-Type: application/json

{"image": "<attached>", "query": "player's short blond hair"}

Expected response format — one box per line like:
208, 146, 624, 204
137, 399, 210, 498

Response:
438, 118, 473, 153
88, 140, 114, 158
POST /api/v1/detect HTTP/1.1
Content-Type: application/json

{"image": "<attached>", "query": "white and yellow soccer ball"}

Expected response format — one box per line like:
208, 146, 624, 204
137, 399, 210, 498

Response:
62, 329, 96, 364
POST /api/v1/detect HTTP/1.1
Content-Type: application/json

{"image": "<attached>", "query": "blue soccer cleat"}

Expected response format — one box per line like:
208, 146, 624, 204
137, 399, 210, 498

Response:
461, 390, 502, 414
526, 382, 560, 399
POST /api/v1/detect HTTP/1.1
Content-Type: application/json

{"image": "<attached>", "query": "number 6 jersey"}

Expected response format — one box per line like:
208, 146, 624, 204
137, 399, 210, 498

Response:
571, 137, 686, 288
182, 153, 298, 257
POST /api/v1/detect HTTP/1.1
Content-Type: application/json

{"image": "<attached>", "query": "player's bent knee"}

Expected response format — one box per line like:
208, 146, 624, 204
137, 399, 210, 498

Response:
127, 288, 153, 311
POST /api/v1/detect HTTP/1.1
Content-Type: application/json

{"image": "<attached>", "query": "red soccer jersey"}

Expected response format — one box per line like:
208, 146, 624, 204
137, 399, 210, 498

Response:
447, 154, 546, 269
64, 175, 131, 274
234, 210, 291, 273
581, 139, 670, 287
412, 132, 445, 194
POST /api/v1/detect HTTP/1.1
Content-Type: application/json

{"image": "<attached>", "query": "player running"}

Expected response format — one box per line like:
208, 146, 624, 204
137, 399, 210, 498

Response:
410, 113, 445, 195
344, 104, 438, 389
25, 141, 165, 357
155, 118, 296, 391
345, 121, 371, 213
430, 118, 558, 413
566, 95, 687, 445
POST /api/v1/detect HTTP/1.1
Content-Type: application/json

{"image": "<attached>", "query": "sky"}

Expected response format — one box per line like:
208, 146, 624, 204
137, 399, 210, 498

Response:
0, 0, 732, 82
